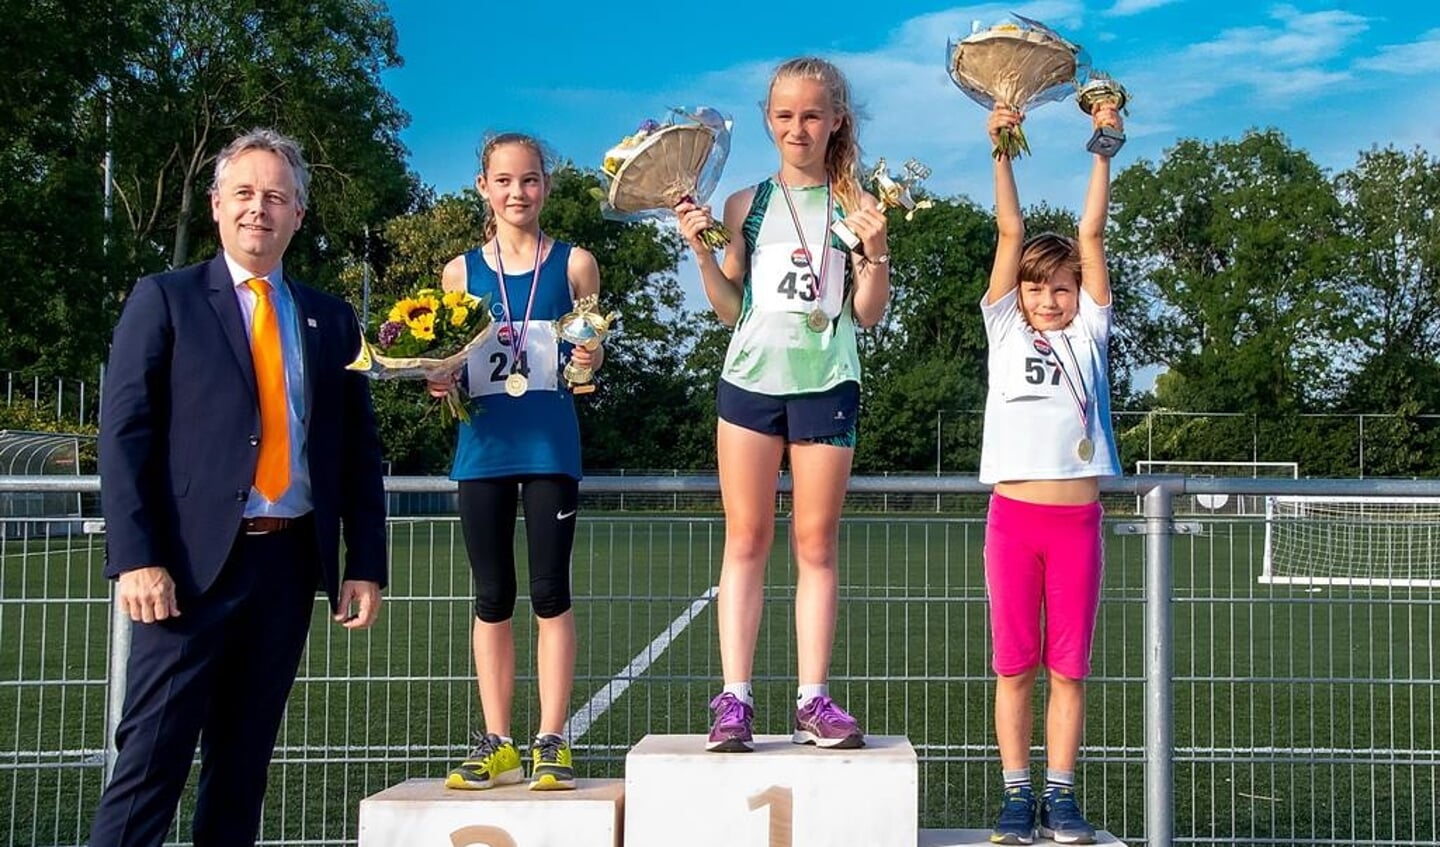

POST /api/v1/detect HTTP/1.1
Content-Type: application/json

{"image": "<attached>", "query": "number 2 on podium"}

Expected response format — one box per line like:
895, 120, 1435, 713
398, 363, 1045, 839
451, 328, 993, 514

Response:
747, 785, 794, 847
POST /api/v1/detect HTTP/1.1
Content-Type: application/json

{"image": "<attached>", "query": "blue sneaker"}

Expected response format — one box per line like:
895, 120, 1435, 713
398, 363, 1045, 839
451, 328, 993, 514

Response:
1039, 785, 1097, 844
990, 785, 1036, 845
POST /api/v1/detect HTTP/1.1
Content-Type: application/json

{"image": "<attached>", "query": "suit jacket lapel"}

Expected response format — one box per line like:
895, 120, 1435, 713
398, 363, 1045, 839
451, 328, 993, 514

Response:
206, 255, 258, 403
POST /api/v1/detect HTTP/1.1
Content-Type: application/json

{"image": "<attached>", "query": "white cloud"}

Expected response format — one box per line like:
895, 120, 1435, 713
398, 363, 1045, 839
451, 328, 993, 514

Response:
1104, 0, 1182, 17
1355, 28, 1440, 74
1188, 6, 1368, 67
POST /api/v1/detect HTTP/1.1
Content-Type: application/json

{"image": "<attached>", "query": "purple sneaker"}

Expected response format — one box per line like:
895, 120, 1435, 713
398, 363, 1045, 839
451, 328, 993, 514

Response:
792, 695, 865, 749
706, 692, 754, 752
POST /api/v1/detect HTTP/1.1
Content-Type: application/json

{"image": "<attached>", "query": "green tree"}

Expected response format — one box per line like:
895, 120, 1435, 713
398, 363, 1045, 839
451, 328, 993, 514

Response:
0, 0, 144, 375
106, 0, 416, 283
855, 196, 995, 472
1334, 146, 1440, 417
537, 166, 723, 470
1109, 130, 1348, 414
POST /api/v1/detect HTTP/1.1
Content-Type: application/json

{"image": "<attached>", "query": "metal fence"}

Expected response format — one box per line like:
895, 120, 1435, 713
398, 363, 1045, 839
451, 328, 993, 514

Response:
2, 475, 1437, 847
935, 410, 1440, 478
0, 372, 100, 428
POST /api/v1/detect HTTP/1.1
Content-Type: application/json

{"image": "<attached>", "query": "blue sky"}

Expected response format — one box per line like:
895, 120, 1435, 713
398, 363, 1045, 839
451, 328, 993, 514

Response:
384, 1, 1440, 311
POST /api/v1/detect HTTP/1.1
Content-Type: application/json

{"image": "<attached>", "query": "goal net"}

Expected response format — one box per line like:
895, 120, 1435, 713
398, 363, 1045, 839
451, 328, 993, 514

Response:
1135, 461, 1299, 516
1262, 496, 1440, 588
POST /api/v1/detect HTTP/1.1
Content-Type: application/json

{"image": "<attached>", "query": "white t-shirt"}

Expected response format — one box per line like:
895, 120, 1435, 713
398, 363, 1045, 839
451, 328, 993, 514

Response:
978, 287, 1121, 484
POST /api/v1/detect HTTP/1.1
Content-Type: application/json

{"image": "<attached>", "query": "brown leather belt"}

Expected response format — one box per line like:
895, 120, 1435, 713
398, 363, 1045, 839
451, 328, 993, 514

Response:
241, 516, 299, 535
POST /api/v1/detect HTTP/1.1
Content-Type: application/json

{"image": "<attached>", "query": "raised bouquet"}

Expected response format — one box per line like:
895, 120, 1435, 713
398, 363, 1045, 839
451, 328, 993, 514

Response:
947, 15, 1087, 159
594, 107, 733, 249
347, 286, 492, 420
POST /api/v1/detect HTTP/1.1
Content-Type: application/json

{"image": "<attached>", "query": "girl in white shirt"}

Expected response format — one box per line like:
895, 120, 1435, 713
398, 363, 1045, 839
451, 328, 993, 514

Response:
978, 102, 1123, 846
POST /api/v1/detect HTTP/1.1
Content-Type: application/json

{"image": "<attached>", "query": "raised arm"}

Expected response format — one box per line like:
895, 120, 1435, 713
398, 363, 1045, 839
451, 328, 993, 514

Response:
987, 105, 1025, 305
1077, 105, 1121, 307
677, 188, 751, 327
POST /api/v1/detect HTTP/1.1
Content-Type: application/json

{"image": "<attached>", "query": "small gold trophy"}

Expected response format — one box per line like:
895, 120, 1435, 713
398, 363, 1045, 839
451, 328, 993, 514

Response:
1077, 73, 1128, 158
554, 294, 619, 395
830, 158, 934, 255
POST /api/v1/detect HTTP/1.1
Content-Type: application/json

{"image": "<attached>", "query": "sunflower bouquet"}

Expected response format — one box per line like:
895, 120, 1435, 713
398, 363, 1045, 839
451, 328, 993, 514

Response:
348, 286, 493, 420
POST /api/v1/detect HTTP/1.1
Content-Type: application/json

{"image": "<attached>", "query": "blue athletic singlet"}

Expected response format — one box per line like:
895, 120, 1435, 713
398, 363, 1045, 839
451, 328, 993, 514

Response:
450, 240, 582, 481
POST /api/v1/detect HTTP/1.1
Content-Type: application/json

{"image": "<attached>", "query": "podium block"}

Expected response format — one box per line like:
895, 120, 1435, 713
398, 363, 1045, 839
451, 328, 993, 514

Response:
625, 734, 918, 847
919, 828, 1127, 846
357, 778, 623, 847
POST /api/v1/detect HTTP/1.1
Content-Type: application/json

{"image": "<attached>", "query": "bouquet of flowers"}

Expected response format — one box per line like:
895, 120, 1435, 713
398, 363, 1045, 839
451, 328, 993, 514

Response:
947, 15, 1088, 159
594, 106, 733, 249
347, 286, 492, 420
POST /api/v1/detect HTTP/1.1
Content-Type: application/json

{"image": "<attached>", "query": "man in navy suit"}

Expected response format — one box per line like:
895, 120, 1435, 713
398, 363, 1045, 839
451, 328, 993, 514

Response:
90, 128, 387, 847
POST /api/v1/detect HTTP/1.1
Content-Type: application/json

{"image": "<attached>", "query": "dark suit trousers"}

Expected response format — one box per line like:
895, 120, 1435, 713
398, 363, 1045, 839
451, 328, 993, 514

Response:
89, 520, 318, 847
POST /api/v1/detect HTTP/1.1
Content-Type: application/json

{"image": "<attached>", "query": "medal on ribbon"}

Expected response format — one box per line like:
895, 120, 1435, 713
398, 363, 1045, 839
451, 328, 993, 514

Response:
1039, 331, 1094, 462
776, 176, 835, 333
492, 233, 545, 398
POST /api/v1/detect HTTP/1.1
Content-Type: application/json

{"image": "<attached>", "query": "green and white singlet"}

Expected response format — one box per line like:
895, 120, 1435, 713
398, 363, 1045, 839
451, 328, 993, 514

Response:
720, 179, 862, 396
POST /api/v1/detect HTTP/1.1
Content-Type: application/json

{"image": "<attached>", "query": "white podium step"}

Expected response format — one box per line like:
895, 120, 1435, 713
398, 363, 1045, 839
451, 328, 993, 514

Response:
357, 777, 623, 847
919, 828, 1128, 846
625, 734, 918, 847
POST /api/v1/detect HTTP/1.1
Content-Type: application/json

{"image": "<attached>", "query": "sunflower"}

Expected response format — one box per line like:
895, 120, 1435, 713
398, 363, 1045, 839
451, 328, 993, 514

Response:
442, 290, 475, 310
408, 310, 436, 341
389, 294, 441, 326
450, 305, 470, 327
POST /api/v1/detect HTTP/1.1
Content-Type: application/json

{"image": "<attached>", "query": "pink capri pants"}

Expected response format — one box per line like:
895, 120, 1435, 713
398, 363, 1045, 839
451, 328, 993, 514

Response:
983, 493, 1104, 679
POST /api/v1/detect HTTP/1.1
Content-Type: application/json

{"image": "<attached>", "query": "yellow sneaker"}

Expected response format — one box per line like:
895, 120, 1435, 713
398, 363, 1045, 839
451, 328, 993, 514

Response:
445, 733, 522, 790
529, 733, 575, 790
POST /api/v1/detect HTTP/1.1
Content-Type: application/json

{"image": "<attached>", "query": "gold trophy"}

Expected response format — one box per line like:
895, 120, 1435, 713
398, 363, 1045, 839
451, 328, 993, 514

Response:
554, 294, 619, 395
830, 158, 934, 255
1077, 73, 1128, 158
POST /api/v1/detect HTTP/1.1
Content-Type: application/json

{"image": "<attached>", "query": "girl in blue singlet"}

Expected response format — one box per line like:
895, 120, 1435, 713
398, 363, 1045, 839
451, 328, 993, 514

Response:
675, 57, 891, 753
429, 133, 603, 792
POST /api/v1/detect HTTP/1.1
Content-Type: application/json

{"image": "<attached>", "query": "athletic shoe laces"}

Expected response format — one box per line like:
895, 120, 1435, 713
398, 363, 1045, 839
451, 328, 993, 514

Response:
535, 734, 565, 761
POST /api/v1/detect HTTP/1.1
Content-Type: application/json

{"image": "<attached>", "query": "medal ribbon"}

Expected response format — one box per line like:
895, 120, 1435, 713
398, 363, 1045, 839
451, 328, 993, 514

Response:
775, 175, 834, 313
492, 233, 544, 374
1040, 331, 1090, 435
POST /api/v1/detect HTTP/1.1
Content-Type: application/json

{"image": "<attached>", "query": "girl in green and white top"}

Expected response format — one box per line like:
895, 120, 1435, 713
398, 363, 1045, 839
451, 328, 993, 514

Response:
675, 55, 890, 753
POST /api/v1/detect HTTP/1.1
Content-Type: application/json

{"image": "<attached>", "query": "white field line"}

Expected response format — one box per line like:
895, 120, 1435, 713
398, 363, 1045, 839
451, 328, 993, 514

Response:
564, 585, 718, 742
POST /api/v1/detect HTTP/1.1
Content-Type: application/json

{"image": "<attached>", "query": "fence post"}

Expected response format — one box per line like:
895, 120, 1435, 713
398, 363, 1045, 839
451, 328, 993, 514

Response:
1142, 481, 1175, 847
104, 594, 131, 786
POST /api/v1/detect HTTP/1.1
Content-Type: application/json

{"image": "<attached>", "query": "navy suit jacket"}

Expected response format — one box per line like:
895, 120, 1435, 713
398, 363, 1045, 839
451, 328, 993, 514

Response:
99, 255, 387, 607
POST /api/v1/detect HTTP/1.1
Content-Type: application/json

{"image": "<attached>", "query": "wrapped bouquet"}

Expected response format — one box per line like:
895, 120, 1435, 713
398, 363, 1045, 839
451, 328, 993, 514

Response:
595, 107, 733, 249
947, 15, 1088, 159
347, 287, 493, 420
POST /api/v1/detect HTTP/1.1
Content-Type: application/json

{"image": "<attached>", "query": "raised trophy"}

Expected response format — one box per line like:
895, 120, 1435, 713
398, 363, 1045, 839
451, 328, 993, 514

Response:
554, 294, 619, 395
947, 15, 1085, 159
1077, 72, 1129, 158
830, 158, 935, 255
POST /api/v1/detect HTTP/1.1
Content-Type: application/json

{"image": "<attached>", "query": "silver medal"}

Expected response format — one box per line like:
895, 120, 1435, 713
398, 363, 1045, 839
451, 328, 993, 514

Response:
1077, 437, 1094, 462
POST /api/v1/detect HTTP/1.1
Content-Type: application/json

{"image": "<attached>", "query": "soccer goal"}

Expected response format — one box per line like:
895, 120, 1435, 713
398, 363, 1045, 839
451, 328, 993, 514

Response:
1261, 496, 1440, 588
1134, 461, 1299, 516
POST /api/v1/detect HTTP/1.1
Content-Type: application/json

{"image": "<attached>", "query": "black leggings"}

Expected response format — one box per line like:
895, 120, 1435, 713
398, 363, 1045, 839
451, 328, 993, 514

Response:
458, 476, 578, 622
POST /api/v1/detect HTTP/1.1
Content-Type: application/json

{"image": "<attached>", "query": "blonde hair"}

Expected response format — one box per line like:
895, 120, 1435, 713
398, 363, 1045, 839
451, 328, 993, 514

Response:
477, 132, 551, 242
1019, 232, 1081, 286
767, 57, 863, 215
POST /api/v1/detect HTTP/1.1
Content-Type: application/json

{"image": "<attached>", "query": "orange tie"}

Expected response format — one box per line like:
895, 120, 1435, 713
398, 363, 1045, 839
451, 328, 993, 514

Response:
246, 278, 291, 501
